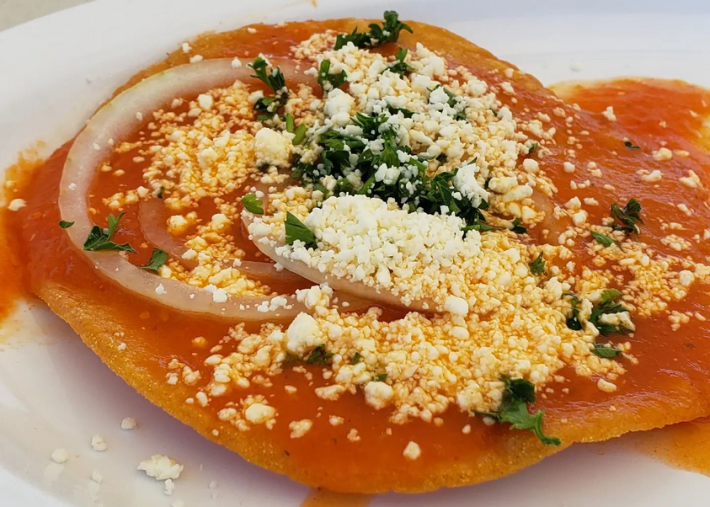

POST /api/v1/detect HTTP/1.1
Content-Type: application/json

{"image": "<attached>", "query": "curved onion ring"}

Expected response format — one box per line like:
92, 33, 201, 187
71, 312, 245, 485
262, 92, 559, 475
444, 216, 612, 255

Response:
59, 58, 314, 321
138, 197, 309, 285
138, 198, 196, 267
243, 214, 435, 313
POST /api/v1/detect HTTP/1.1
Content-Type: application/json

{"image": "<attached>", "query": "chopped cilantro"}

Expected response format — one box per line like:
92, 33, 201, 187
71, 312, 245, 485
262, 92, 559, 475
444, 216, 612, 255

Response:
511, 218, 527, 234
624, 140, 640, 150
372, 373, 388, 382
527, 142, 539, 154
313, 183, 328, 196
434, 85, 467, 121
334, 10, 413, 50
565, 294, 583, 331
589, 289, 631, 336
242, 193, 264, 215
529, 252, 545, 275
59, 220, 74, 229
610, 198, 643, 234
387, 48, 413, 76
593, 343, 623, 358
317, 59, 348, 95
305, 345, 333, 365
591, 230, 617, 247
141, 248, 168, 273
351, 352, 362, 365
285, 113, 295, 133
285, 212, 317, 248
291, 124, 490, 232
292, 124, 307, 145
83, 212, 136, 253
334, 28, 371, 50
463, 221, 502, 232
284, 113, 307, 144
387, 104, 414, 118
248, 56, 288, 114
482, 377, 561, 446
352, 112, 389, 140
565, 290, 632, 336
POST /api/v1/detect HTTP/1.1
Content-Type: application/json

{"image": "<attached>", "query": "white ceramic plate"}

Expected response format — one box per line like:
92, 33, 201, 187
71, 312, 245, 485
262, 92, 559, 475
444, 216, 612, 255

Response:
2, 0, 710, 505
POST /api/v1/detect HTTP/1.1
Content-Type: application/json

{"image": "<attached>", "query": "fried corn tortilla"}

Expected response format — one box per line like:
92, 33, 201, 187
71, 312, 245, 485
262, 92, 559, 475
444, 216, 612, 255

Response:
9, 17, 710, 493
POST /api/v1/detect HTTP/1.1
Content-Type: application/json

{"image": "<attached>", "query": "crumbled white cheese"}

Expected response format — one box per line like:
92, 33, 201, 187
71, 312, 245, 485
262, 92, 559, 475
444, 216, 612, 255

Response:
137, 455, 184, 481
652, 147, 673, 161
443, 295, 469, 316
121, 417, 137, 430
324, 88, 355, 127
244, 402, 276, 424
403, 441, 421, 460
51, 448, 69, 464
254, 127, 292, 168
285, 313, 323, 356
602, 106, 617, 121
452, 162, 489, 207
642, 170, 663, 182
288, 419, 313, 439
364, 381, 394, 410
91, 434, 108, 452
7, 198, 26, 211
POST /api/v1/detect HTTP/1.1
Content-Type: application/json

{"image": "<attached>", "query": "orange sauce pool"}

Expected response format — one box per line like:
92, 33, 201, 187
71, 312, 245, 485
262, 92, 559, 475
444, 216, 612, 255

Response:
5, 19, 710, 493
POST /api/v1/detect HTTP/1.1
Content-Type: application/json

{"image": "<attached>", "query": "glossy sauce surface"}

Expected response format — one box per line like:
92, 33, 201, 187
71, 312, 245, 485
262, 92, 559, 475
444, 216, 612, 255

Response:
7, 20, 710, 492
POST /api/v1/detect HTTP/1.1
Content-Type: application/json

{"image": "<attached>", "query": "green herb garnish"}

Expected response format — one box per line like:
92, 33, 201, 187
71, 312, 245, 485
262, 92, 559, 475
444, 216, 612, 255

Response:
610, 198, 643, 234
592, 343, 623, 358
372, 373, 388, 382
387, 105, 415, 118
242, 193, 264, 215
481, 377, 561, 446
285, 212, 317, 248
434, 85, 467, 121
317, 60, 348, 95
387, 48, 413, 76
285, 113, 295, 133
589, 289, 632, 336
291, 124, 490, 232
529, 252, 545, 274
305, 345, 333, 365
591, 230, 617, 247
292, 124, 307, 145
624, 140, 640, 150
141, 248, 168, 273
248, 56, 288, 114
511, 218, 527, 234
83, 212, 136, 253
59, 220, 74, 229
284, 113, 308, 144
351, 352, 362, 365
565, 294, 583, 331
334, 10, 413, 50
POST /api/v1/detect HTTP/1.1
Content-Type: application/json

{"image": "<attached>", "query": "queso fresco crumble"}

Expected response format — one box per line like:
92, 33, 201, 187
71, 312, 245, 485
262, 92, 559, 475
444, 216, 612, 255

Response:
81, 12, 710, 452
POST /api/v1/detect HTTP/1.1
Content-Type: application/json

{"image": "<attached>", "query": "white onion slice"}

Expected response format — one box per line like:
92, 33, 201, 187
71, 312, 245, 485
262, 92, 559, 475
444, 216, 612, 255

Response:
243, 214, 435, 313
59, 58, 311, 321
138, 198, 195, 267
